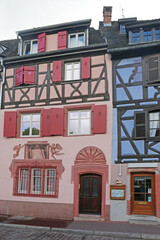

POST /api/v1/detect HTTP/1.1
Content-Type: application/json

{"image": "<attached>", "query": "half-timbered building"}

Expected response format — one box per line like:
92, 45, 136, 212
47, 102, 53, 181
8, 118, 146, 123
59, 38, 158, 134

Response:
100, 7, 160, 224
0, 18, 112, 220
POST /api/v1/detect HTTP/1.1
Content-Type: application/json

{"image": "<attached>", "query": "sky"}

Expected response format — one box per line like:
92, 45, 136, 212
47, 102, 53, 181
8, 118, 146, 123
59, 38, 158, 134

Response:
0, 0, 160, 41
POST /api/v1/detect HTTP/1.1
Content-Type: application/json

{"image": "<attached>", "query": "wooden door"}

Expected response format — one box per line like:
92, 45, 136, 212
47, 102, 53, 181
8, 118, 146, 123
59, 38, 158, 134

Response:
131, 173, 155, 215
79, 174, 102, 214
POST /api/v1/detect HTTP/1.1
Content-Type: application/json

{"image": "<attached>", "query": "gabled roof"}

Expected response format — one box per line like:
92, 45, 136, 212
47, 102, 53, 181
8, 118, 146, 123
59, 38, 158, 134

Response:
17, 19, 92, 38
0, 39, 18, 57
99, 17, 160, 58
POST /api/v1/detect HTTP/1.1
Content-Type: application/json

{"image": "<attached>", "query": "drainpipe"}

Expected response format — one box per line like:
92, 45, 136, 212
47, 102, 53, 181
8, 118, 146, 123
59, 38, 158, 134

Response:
0, 57, 5, 109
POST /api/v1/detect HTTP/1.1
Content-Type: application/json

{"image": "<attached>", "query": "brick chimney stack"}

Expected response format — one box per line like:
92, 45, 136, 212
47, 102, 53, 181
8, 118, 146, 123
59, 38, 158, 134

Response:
103, 6, 112, 26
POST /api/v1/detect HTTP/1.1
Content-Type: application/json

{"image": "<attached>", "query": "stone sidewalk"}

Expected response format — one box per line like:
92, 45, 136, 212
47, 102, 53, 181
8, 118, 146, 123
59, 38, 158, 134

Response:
0, 215, 160, 239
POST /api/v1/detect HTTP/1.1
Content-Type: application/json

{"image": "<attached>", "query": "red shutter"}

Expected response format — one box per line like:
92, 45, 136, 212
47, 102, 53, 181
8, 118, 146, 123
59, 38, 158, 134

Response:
4, 111, 17, 137
50, 108, 64, 135
58, 31, 67, 50
81, 57, 90, 79
16, 66, 23, 86
93, 105, 107, 134
38, 33, 46, 53
24, 66, 35, 84
41, 109, 51, 136
52, 61, 62, 82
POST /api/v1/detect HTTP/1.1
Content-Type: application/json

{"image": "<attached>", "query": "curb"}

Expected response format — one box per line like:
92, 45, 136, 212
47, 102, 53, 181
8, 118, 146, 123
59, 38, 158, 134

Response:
0, 222, 159, 239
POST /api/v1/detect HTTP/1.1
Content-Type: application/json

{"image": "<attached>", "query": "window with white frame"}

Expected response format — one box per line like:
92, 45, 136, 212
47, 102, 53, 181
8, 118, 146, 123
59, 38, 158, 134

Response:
44, 169, 56, 195
149, 111, 160, 137
68, 32, 85, 48
65, 62, 80, 81
21, 113, 40, 137
68, 109, 91, 136
18, 168, 29, 194
18, 167, 56, 196
23, 40, 38, 55
31, 168, 42, 194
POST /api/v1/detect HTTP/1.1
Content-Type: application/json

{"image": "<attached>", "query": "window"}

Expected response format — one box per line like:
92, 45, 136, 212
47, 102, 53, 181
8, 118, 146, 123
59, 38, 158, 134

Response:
31, 168, 42, 194
135, 110, 160, 139
65, 62, 80, 81
134, 112, 146, 138
15, 66, 35, 86
21, 113, 40, 137
44, 169, 56, 195
144, 30, 152, 42
18, 167, 56, 196
68, 109, 91, 136
68, 33, 85, 48
155, 29, 160, 40
18, 168, 29, 194
149, 111, 160, 137
23, 40, 38, 55
145, 55, 160, 84
120, 25, 126, 34
132, 32, 140, 43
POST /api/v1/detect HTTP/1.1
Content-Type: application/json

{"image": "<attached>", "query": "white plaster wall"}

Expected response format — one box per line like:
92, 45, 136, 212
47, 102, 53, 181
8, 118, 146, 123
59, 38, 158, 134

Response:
110, 200, 128, 221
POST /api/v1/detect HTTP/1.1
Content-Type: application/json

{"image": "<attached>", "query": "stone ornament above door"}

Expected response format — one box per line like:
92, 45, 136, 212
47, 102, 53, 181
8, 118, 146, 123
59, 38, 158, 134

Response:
75, 146, 106, 165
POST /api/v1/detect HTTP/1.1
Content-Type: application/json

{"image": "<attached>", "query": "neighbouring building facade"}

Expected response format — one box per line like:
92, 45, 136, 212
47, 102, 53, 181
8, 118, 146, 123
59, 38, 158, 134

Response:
100, 7, 160, 224
0, 17, 112, 220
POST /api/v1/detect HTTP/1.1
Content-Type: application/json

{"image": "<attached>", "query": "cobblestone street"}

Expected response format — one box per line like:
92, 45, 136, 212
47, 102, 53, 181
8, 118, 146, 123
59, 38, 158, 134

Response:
0, 226, 144, 240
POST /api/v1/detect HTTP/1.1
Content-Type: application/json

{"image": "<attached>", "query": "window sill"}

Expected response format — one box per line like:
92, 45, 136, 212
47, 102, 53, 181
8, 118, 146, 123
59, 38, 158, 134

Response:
14, 84, 37, 89
13, 193, 57, 198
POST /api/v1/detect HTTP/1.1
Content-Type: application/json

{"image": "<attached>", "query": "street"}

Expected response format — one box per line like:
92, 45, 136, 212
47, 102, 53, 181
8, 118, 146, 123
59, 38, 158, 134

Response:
0, 225, 143, 240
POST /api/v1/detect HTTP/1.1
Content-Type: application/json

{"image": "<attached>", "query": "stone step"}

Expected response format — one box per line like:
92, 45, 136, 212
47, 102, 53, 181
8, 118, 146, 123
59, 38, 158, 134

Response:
74, 214, 103, 222
129, 215, 159, 225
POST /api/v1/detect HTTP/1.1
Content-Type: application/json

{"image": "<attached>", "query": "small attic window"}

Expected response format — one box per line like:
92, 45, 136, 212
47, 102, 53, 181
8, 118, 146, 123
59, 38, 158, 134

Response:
155, 29, 160, 40
144, 30, 152, 42
23, 40, 38, 55
132, 31, 140, 43
120, 25, 126, 34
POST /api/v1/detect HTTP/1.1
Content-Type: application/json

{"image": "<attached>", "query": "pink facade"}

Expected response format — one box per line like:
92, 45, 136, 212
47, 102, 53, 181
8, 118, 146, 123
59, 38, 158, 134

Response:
0, 20, 112, 220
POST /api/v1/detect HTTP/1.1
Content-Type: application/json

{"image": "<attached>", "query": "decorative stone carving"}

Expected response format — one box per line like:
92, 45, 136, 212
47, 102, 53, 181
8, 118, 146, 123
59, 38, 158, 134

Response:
13, 141, 63, 160
75, 146, 106, 165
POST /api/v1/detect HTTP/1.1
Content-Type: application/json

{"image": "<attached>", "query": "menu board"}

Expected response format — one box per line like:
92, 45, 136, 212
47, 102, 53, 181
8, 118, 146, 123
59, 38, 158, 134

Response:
110, 185, 126, 200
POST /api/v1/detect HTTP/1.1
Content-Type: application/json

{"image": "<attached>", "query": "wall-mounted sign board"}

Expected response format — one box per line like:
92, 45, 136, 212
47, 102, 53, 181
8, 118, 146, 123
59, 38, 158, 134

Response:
110, 185, 126, 200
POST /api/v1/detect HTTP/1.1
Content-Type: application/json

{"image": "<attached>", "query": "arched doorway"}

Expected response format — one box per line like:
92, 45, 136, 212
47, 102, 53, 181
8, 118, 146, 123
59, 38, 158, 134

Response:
72, 146, 109, 219
79, 174, 102, 214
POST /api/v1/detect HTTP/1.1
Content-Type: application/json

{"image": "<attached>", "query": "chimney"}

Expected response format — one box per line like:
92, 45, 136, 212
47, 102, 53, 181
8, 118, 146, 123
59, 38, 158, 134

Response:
103, 6, 112, 26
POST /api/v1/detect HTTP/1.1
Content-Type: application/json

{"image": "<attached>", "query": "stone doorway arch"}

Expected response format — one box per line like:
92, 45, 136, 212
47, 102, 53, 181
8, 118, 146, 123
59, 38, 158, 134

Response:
72, 146, 109, 220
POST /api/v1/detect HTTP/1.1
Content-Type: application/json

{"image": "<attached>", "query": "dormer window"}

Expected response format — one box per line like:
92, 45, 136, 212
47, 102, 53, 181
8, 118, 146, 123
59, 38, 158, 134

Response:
132, 31, 140, 43
155, 29, 160, 40
120, 25, 126, 34
68, 32, 85, 48
23, 39, 38, 55
144, 30, 152, 42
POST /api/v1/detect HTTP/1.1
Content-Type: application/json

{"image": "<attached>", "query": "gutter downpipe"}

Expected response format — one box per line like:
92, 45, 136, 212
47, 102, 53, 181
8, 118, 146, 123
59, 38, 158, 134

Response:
0, 58, 5, 109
